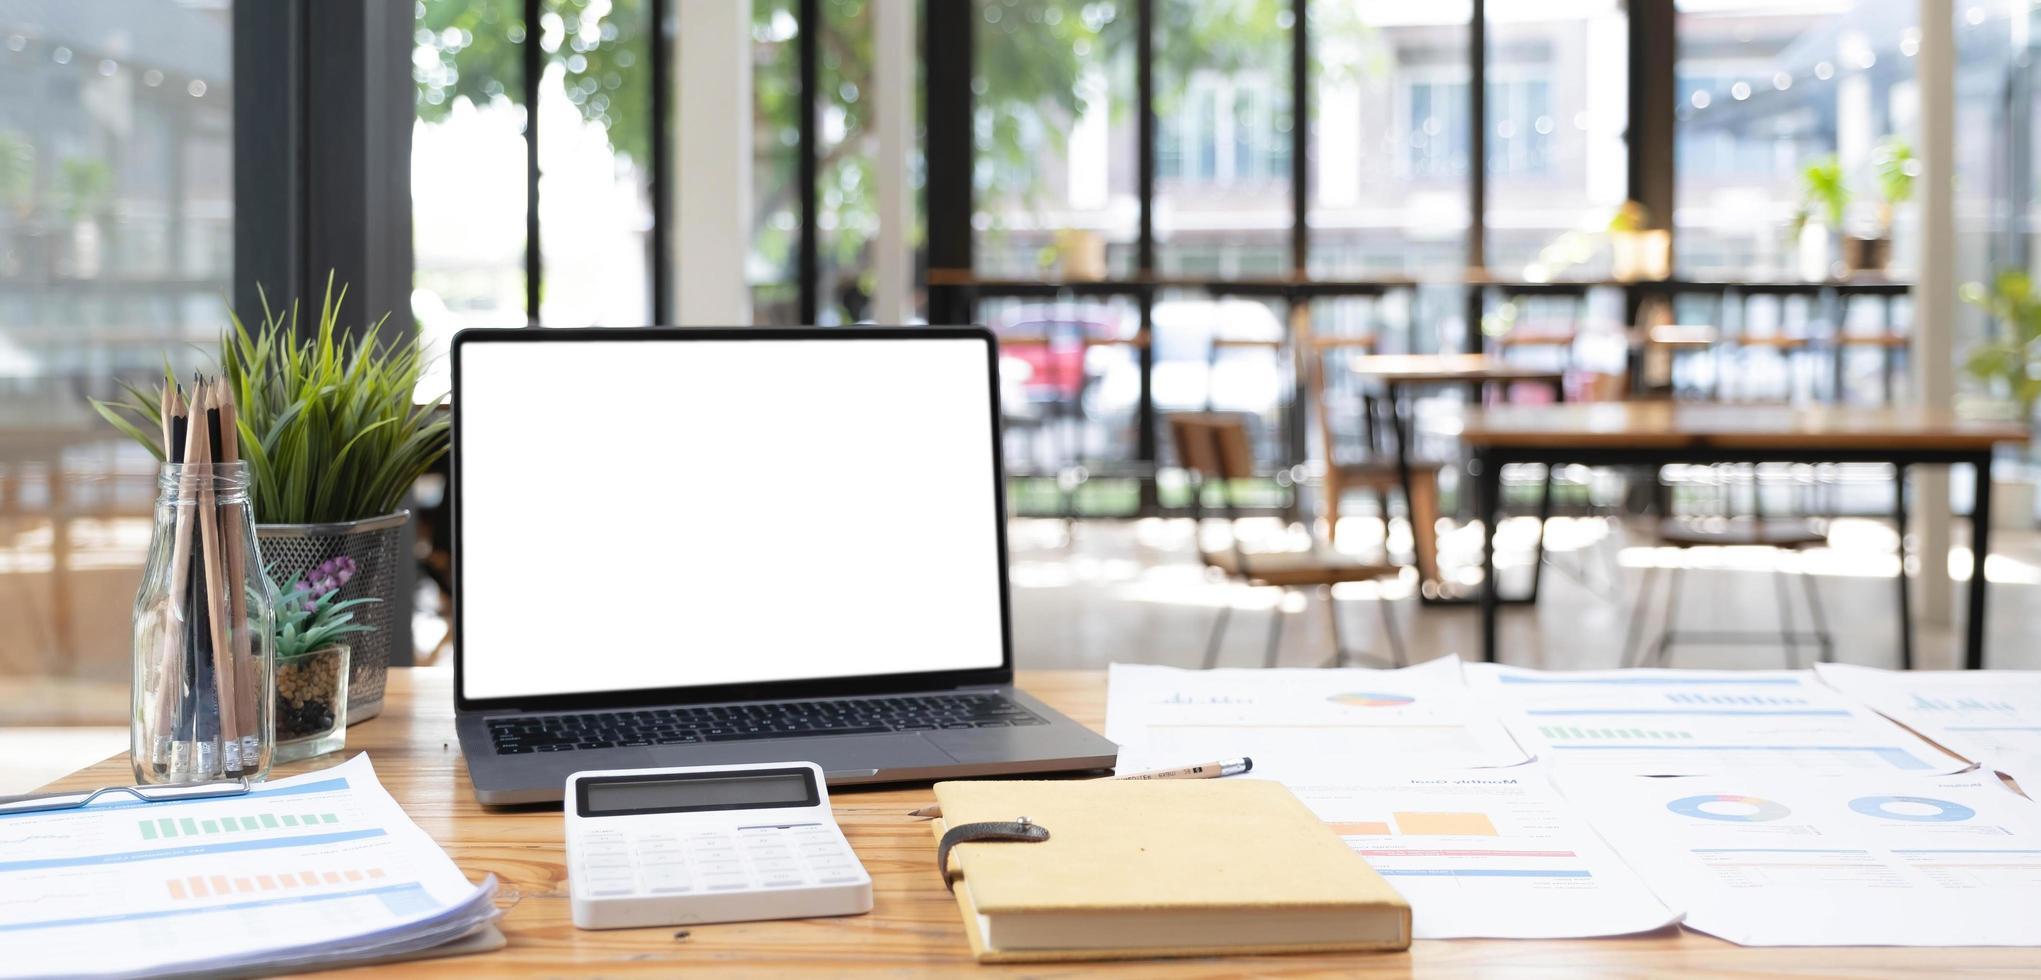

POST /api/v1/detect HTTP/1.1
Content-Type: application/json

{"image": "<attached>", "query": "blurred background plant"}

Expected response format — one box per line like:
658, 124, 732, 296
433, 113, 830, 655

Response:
1961, 269, 2041, 418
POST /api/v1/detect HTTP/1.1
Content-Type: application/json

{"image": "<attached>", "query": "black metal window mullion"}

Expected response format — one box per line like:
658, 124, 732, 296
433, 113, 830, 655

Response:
797, 0, 821, 325
522, 0, 542, 326
649, 0, 673, 325
1465, 0, 1487, 354
1289, 0, 1309, 277
1135, 0, 1159, 513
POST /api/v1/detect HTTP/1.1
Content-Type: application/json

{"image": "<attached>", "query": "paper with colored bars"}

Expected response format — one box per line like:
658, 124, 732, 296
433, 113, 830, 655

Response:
0, 754, 498, 979
1555, 771, 2041, 946
1285, 769, 1676, 939
1466, 664, 1969, 776
1105, 659, 1530, 774
1107, 662, 1682, 939
1816, 663, 2041, 794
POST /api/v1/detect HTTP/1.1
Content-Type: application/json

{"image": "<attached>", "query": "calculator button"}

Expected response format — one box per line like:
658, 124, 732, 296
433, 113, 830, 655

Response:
761, 875, 804, 887
697, 861, 744, 877
704, 877, 748, 891
752, 859, 801, 875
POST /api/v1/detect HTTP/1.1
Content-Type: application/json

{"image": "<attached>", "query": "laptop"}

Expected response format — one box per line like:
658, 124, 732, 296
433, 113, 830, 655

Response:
450, 326, 1119, 804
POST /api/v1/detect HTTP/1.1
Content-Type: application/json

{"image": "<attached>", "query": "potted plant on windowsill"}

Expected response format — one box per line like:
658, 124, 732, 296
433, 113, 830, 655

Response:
1847, 135, 1915, 275
1797, 156, 1848, 280
92, 275, 449, 724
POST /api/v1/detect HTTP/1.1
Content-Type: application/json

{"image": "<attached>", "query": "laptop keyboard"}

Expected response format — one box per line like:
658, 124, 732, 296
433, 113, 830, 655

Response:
486, 692, 1046, 755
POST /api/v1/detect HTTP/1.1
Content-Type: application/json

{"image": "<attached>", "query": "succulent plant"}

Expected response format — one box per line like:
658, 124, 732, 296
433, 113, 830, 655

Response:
271, 565, 378, 661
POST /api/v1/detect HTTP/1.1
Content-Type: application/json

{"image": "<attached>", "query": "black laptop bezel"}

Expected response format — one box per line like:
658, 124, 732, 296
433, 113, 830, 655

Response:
450, 325, 1017, 714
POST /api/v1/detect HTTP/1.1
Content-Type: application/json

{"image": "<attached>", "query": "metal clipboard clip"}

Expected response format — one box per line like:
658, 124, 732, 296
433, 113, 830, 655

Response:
0, 779, 251, 817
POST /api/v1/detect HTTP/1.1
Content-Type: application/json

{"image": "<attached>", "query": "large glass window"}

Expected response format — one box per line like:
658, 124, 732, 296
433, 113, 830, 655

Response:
413, 0, 528, 330
1153, 0, 1292, 276
973, 0, 1136, 280
535, 0, 654, 327
1485, 1, 1626, 278
1674, 1, 1919, 279
0, 1, 234, 722
413, 0, 654, 331
1308, 2, 1471, 278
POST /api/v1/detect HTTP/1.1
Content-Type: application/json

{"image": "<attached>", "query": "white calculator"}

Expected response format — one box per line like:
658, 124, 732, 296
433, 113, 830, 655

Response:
565, 761, 873, 930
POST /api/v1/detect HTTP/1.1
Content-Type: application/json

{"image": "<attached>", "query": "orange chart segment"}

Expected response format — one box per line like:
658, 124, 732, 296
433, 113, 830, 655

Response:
1394, 811, 1501, 836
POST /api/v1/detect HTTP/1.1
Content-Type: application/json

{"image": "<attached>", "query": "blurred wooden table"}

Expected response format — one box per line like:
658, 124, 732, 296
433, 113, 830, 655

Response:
1346, 354, 1567, 606
1459, 403, 2030, 670
41, 667, 2041, 975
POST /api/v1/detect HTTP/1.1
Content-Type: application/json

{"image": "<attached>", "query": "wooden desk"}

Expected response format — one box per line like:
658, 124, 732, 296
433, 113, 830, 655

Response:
1459, 403, 2030, 669
38, 667, 2041, 976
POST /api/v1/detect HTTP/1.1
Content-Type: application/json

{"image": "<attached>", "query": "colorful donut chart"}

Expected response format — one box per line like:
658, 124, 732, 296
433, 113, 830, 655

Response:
1666, 794, 1792, 822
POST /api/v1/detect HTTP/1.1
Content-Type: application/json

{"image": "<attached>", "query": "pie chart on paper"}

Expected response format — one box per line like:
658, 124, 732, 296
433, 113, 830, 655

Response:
1328, 692, 1416, 708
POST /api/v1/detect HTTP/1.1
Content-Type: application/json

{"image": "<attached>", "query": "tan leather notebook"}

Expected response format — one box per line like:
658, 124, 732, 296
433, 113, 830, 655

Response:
931, 779, 1411, 963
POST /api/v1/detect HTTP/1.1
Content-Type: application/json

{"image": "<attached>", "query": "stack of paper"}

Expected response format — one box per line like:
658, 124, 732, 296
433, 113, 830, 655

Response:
1817, 663, 2041, 792
1557, 770, 2041, 946
0, 755, 499, 979
1467, 664, 1969, 775
1106, 661, 1678, 940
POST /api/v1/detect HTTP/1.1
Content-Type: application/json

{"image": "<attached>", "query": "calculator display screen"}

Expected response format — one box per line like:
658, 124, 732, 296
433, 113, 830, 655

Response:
577, 769, 819, 817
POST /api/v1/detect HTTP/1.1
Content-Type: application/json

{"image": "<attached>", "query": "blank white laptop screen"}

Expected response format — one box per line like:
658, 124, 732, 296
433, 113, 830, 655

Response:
456, 335, 1007, 702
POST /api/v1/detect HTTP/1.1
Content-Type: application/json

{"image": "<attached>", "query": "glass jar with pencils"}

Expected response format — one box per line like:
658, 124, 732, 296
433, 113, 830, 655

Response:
131, 452, 276, 784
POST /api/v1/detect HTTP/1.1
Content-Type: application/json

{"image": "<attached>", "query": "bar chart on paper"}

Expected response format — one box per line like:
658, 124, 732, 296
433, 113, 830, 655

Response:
1291, 773, 1676, 940
0, 756, 496, 979
138, 811, 342, 840
1472, 665, 1967, 776
165, 866, 391, 901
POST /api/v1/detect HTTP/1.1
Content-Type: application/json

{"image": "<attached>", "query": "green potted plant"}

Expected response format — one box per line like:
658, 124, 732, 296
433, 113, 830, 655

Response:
1797, 156, 1848, 280
1850, 135, 1915, 274
1961, 270, 2040, 528
1607, 200, 1669, 282
92, 275, 449, 724
271, 559, 378, 762
1961, 270, 2041, 420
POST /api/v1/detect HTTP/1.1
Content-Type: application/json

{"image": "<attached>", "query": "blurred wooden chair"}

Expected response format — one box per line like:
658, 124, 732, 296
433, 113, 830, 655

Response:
1301, 334, 1442, 584
1170, 412, 1406, 669
1623, 464, 1833, 667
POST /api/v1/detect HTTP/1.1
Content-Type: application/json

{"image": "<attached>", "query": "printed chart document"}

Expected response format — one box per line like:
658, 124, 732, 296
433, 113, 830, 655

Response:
1107, 659, 1529, 774
1817, 663, 2041, 791
0, 754, 499, 979
1558, 771, 2041, 946
1285, 769, 1677, 939
1107, 663, 1677, 939
1467, 664, 1967, 776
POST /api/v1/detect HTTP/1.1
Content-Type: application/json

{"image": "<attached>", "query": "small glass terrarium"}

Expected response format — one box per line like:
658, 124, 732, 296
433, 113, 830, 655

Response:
275, 644, 350, 761
270, 559, 375, 764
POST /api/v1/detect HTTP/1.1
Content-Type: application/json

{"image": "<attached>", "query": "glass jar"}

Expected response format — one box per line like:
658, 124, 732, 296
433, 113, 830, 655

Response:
131, 462, 276, 784
274, 643, 349, 762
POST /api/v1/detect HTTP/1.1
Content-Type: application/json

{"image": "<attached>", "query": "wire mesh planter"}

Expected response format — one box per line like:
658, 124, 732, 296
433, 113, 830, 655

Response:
257, 511, 409, 725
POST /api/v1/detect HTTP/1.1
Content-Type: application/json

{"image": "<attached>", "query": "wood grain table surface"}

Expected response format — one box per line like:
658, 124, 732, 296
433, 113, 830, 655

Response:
1457, 402, 2033, 452
39, 668, 2041, 976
